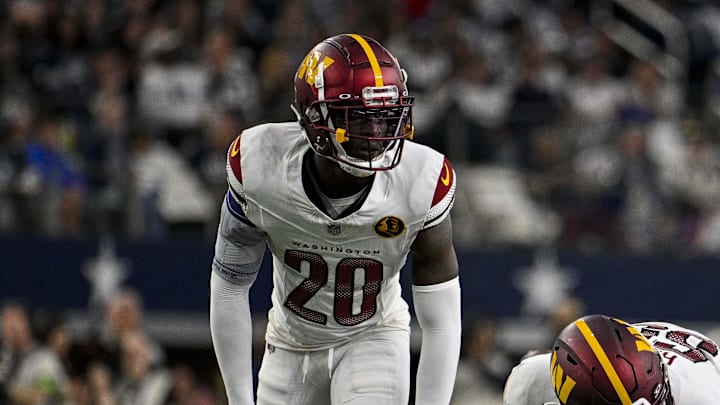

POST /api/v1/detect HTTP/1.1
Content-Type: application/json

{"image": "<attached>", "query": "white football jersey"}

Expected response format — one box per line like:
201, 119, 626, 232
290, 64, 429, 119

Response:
503, 322, 720, 405
502, 351, 559, 405
633, 322, 720, 403
224, 122, 456, 350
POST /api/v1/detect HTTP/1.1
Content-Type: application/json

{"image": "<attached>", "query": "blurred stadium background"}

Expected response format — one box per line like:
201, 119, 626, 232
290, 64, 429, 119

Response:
1, 0, 720, 404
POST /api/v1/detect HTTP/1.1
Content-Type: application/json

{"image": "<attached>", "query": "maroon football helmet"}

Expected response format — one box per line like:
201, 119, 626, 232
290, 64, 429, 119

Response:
551, 314, 673, 405
292, 33, 414, 177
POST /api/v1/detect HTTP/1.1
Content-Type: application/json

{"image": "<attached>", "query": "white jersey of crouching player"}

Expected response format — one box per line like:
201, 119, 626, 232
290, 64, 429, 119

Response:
503, 318, 720, 405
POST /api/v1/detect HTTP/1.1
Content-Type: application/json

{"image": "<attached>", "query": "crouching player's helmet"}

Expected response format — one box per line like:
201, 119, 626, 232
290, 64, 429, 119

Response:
551, 314, 673, 405
292, 33, 414, 177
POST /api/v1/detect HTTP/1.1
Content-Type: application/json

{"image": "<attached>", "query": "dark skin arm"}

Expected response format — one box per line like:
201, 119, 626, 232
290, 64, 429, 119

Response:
411, 215, 459, 286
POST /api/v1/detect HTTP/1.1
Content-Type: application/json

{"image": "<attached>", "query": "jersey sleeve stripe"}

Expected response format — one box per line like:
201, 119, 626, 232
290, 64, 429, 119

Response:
432, 157, 454, 205
228, 134, 242, 182
226, 133, 247, 208
424, 156, 455, 229
423, 194, 454, 229
228, 186, 246, 206
225, 190, 256, 227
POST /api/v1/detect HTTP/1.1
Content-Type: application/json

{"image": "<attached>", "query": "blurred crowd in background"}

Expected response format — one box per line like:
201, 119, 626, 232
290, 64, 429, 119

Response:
1, 289, 221, 405
2, 0, 720, 255
3, 0, 720, 404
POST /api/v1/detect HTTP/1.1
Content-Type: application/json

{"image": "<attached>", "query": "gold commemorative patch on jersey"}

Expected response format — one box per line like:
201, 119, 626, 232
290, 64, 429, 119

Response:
374, 216, 405, 238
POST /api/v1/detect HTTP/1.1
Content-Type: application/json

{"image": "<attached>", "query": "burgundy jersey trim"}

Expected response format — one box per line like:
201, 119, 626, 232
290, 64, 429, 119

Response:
432, 157, 454, 205
228, 134, 243, 182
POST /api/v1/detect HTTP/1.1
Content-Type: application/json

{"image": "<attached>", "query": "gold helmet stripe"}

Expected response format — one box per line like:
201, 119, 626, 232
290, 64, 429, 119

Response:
575, 319, 633, 405
348, 34, 384, 87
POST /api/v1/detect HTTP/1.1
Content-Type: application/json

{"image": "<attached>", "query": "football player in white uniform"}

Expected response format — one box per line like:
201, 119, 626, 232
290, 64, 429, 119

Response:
209, 33, 461, 405
503, 314, 720, 405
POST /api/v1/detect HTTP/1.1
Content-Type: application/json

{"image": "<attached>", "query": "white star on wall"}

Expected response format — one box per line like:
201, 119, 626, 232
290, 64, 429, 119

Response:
513, 247, 578, 316
82, 237, 130, 308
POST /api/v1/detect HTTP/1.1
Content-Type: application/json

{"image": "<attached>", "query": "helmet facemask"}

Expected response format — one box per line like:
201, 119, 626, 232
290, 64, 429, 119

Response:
297, 85, 414, 177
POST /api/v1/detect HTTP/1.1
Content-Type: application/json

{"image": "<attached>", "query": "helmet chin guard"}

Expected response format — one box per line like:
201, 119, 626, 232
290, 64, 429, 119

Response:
292, 33, 414, 176
332, 139, 399, 178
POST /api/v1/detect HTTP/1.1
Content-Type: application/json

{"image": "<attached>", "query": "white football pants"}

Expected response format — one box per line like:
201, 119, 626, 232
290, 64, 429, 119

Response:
257, 326, 410, 405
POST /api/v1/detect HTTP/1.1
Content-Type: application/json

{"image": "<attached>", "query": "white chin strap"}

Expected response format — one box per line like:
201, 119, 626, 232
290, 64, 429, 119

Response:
337, 159, 376, 178
333, 140, 398, 178
326, 145, 386, 177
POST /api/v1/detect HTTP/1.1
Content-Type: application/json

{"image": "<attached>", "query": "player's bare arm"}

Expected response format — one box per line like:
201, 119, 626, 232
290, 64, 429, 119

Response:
411, 215, 459, 285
